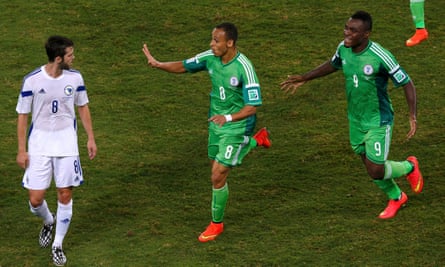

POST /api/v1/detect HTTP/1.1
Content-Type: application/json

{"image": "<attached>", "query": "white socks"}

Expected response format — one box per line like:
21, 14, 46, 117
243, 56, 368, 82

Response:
53, 199, 73, 248
29, 199, 54, 224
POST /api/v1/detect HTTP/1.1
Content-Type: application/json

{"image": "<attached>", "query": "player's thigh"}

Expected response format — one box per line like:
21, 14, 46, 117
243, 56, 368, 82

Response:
22, 155, 53, 190
365, 125, 392, 164
349, 125, 367, 155
53, 156, 84, 188
215, 135, 251, 167
208, 130, 219, 161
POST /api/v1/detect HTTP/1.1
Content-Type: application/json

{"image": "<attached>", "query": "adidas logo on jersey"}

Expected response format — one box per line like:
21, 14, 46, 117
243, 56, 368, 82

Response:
38, 88, 46, 94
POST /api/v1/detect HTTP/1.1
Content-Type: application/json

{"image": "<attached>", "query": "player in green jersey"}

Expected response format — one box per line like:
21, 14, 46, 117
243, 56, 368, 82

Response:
142, 22, 271, 241
406, 0, 428, 47
280, 11, 423, 219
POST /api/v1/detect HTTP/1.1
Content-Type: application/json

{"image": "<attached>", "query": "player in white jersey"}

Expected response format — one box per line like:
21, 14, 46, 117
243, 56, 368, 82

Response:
16, 35, 97, 266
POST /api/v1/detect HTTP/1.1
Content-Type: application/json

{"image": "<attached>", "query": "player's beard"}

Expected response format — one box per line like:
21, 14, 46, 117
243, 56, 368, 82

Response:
59, 60, 71, 70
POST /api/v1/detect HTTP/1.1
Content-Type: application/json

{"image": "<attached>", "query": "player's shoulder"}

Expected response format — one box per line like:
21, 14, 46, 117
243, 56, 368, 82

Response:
23, 66, 43, 81
64, 68, 82, 76
368, 41, 394, 57
236, 52, 251, 62
185, 49, 215, 65
367, 41, 401, 70
63, 68, 84, 80
235, 52, 255, 68
196, 49, 215, 60
337, 41, 346, 50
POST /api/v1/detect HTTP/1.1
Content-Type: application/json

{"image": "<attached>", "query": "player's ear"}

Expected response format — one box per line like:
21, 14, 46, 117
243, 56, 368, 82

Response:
54, 56, 63, 64
364, 30, 371, 38
227, 39, 234, 48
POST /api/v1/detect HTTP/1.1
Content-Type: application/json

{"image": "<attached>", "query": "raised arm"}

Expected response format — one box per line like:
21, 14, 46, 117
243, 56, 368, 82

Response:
142, 43, 186, 73
280, 60, 337, 94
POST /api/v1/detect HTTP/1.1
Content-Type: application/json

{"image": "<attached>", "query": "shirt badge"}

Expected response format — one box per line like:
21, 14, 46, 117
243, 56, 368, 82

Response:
230, 77, 239, 86
363, 64, 374, 75
64, 85, 74, 96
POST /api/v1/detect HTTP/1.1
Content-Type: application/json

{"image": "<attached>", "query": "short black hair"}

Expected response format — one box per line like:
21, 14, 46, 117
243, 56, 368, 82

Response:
45, 35, 74, 62
215, 22, 238, 45
351, 11, 373, 32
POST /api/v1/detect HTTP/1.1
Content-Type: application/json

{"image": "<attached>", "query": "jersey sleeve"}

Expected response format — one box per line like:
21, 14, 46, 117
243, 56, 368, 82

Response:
75, 85, 89, 106
70, 71, 89, 106
238, 54, 262, 106
16, 77, 34, 114
389, 66, 411, 87
182, 50, 214, 73
330, 41, 344, 69
373, 44, 411, 87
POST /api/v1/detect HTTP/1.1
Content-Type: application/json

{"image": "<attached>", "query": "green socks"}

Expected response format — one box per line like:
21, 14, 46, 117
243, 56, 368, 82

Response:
211, 183, 229, 223
375, 160, 413, 200
410, 0, 426, 28
384, 160, 414, 179
374, 179, 402, 200
249, 137, 258, 148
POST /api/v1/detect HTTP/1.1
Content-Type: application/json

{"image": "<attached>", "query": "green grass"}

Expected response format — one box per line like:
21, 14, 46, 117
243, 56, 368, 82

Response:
1, 0, 444, 266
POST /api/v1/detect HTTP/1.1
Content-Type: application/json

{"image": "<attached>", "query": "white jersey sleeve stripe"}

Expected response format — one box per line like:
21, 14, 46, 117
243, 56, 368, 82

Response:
238, 54, 258, 88
369, 43, 398, 71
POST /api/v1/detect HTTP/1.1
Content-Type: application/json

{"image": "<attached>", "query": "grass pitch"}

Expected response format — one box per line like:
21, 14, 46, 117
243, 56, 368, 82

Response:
0, 1, 444, 266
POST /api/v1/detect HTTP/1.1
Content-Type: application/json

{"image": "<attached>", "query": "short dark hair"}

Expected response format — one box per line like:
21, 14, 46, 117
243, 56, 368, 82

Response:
45, 35, 74, 62
215, 22, 238, 45
351, 11, 373, 32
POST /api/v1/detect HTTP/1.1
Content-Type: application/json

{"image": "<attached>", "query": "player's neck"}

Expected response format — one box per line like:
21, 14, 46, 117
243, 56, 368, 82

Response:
352, 40, 370, 53
221, 48, 237, 64
44, 63, 63, 78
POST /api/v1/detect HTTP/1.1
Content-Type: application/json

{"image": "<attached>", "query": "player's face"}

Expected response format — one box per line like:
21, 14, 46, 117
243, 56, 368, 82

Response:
210, 28, 233, 57
60, 46, 75, 70
343, 18, 370, 51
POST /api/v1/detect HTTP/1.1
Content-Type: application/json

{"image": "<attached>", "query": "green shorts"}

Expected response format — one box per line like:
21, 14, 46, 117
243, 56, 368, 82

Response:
349, 123, 393, 164
208, 125, 254, 167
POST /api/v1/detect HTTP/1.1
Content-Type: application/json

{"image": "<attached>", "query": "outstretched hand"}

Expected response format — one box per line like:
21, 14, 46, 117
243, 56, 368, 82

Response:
142, 43, 159, 68
280, 74, 306, 94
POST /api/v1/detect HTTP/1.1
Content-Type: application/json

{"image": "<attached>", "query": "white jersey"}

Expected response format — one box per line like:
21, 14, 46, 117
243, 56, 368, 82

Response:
16, 66, 89, 157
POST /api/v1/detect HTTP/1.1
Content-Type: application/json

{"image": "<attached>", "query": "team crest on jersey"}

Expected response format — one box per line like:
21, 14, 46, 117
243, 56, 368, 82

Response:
230, 77, 239, 86
247, 89, 259, 101
363, 64, 373, 75
64, 85, 74, 96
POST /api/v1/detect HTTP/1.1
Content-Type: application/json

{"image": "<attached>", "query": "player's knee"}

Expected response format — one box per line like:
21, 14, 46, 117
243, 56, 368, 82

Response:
367, 167, 385, 179
28, 191, 45, 208
29, 198, 44, 208
57, 187, 73, 204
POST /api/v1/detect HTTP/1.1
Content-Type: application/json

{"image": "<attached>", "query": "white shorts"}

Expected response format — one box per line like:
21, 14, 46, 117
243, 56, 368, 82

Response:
22, 155, 84, 190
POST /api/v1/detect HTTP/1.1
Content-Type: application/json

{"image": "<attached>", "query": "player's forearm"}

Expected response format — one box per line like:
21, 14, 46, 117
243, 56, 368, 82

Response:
17, 114, 28, 153
302, 61, 337, 81
403, 81, 417, 120
230, 106, 257, 121
77, 105, 95, 141
155, 61, 187, 73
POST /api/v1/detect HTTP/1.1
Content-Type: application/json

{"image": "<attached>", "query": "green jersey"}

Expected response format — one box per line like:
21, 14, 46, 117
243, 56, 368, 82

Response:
183, 50, 262, 136
331, 41, 411, 129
